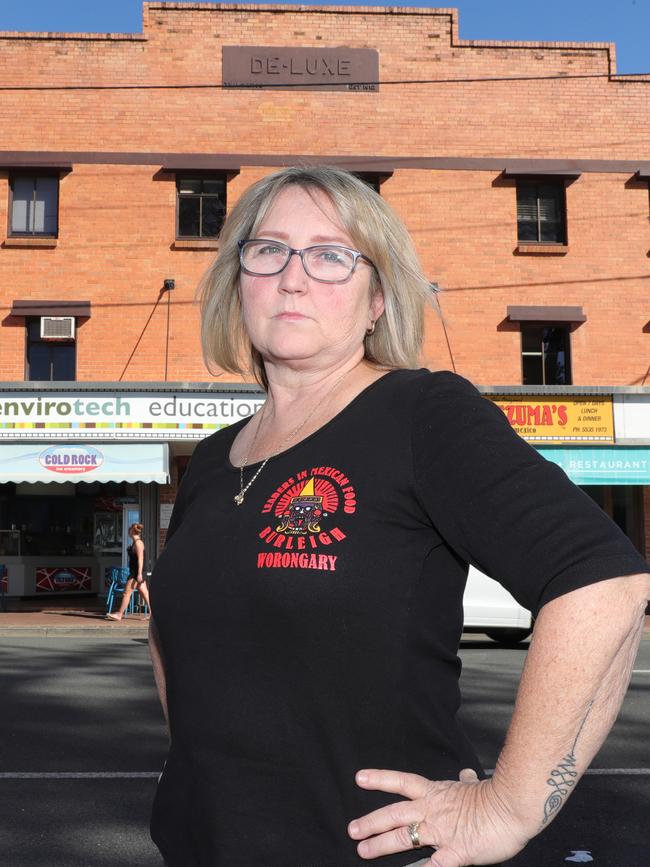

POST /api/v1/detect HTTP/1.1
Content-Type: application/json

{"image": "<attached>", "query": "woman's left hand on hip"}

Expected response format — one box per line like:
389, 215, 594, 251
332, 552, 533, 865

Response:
348, 767, 528, 866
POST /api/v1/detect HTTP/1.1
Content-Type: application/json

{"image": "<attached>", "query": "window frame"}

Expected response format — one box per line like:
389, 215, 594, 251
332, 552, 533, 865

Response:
25, 317, 76, 382
515, 177, 568, 246
175, 173, 227, 240
351, 171, 392, 194
8, 171, 60, 239
520, 324, 572, 386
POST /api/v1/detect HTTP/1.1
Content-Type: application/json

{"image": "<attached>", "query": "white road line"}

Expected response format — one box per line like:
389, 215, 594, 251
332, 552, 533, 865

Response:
631, 669, 650, 673
2, 769, 649, 780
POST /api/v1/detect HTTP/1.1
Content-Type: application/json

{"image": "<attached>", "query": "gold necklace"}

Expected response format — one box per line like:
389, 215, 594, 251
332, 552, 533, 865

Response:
234, 368, 353, 506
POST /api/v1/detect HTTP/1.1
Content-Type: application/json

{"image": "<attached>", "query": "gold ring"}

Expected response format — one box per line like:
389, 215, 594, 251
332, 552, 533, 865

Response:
407, 821, 422, 849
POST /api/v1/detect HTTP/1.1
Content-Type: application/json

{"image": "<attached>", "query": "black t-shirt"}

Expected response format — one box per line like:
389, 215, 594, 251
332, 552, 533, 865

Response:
150, 369, 648, 867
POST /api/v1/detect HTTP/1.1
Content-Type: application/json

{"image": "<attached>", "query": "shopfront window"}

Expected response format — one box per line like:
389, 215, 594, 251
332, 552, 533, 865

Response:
582, 485, 644, 554
0, 481, 132, 558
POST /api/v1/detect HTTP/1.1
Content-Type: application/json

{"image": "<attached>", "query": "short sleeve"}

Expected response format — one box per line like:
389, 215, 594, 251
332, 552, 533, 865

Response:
411, 372, 649, 616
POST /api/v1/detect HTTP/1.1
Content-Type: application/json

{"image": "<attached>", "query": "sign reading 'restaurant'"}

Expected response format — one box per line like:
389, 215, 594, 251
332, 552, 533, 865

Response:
222, 47, 379, 91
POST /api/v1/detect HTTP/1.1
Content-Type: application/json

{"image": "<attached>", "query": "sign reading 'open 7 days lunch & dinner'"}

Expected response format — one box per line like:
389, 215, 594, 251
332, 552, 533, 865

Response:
489, 396, 615, 443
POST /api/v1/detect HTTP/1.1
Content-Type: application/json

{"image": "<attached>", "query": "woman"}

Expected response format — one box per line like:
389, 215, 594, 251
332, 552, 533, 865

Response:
106, 522, 150, 620
148, 166, 649, 867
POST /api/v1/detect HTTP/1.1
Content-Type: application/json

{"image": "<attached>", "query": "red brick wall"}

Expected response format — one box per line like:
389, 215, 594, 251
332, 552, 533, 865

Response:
0, 3, 648, 387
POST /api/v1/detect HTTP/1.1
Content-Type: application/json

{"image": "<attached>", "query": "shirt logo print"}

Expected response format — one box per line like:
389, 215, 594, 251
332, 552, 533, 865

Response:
257, 465, 356, 572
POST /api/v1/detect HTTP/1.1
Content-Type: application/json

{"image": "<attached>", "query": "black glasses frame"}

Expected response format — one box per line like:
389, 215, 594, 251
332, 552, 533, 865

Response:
237, 239, 374, 284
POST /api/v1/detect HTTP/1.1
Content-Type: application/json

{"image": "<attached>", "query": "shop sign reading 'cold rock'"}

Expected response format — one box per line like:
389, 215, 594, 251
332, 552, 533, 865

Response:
222, 46, 379, 91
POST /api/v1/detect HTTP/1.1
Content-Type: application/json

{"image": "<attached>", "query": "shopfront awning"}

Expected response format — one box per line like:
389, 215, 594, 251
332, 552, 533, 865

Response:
0, 443, 169, 484
537, 446, 650, 485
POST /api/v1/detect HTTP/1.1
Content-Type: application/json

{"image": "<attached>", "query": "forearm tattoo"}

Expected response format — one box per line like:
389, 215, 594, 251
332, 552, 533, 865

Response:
541, 701, 594, 827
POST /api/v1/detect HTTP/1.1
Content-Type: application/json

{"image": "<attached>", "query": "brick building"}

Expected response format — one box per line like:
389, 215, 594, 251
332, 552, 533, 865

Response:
0, 3, 648, 600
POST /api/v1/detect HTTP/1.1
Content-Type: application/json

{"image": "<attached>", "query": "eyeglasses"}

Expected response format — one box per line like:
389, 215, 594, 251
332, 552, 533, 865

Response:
238, 239, 374, 284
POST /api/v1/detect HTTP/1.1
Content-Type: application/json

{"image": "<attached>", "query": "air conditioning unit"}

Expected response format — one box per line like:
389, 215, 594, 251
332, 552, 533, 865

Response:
40, 316, 75, 340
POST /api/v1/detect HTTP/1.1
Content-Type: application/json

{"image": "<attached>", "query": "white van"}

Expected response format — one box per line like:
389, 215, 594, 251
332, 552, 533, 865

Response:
462, 565, 533, 644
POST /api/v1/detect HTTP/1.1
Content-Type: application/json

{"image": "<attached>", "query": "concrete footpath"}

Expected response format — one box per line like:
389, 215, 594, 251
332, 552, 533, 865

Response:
0, 607, 150, 637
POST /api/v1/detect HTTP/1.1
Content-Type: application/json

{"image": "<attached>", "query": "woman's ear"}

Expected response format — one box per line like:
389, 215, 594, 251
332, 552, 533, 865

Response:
370, 284, 385, 323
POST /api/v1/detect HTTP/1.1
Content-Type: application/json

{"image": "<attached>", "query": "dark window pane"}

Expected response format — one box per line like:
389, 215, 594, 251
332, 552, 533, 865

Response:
177, 178, 202, 195
28, 343, 52, 380
26, 318, 76, 381
11, 176, 58, 235
522, 354, 543, 385
202, 179, 225, 195
353, 173, 381, 193
517, 180, 566, 243
518, 220, 539, 242
201, 196, 226, 237
538, 183, 564, 243
540, 220, 564, 243
11, 177, 32, 233
27, 318, 42, 340
178, 197, 201, 237
516, 183, 538, 218
542, 327, 570, 385
51, 344, 76, 381
521, 326, 542, 353
516, 183, 539, 241
538, 184, 562, 219
34, 177, 58, 235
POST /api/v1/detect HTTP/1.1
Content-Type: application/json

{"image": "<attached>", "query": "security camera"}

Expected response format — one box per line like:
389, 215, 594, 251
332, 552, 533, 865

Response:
163, 278, 175, 290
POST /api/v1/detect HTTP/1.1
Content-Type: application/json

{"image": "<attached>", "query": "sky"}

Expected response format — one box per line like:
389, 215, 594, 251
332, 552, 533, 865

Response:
0, 0, 647, 75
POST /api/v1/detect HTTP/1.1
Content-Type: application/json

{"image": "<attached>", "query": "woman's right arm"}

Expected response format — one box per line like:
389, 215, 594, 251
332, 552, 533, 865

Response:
149, 616, 169, 733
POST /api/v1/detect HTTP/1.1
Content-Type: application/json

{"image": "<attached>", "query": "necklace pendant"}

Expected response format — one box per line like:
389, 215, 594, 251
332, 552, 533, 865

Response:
234, 492, 245, 506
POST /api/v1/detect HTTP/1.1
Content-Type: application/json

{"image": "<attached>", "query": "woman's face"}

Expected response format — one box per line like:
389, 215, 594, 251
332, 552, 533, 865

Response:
238, 186, 384, 374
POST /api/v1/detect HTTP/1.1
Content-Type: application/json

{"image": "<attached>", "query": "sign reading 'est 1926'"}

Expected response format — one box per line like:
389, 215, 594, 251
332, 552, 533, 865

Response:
222, 46, 379, 91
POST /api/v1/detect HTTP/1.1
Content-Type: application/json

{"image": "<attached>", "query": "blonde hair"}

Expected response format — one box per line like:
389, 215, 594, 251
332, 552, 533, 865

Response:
199, 166, 433, 388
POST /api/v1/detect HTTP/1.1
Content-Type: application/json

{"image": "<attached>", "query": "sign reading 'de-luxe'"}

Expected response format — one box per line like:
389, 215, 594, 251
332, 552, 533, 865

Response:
489, 395, 615, 443
222, 46, 379, 91
39, 445, 104, 474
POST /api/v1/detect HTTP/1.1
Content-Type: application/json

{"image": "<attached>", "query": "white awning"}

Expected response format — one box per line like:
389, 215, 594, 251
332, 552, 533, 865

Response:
0, 443, 169, 484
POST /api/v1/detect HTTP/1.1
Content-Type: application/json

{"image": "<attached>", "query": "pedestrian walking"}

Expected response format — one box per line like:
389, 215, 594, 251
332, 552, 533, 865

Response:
106, 522, 150, 620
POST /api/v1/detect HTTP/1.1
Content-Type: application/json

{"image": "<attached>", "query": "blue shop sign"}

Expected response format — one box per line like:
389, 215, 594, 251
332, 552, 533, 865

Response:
537, 446, 650, 485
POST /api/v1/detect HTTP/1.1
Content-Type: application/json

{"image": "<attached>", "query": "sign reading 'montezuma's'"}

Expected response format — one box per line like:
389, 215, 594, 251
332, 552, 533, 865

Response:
39, 445, 104, 474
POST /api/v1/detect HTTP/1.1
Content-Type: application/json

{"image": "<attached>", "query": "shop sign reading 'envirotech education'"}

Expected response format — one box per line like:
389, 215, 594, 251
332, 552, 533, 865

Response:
222, 47, 379, 91
0, 392, 264, 440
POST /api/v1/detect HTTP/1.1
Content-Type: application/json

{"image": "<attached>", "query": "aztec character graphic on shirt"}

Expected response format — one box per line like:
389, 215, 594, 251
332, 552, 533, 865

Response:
257, 466, 356, 571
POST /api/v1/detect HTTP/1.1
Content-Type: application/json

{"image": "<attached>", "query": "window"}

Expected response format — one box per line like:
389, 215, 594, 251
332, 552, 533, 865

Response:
176, 176, 226, 239
9, 175, 59, 237
352, 173, 383, 194
516, 180, 566, 244
521, 325, 571, 385
26, 318, 76, 381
